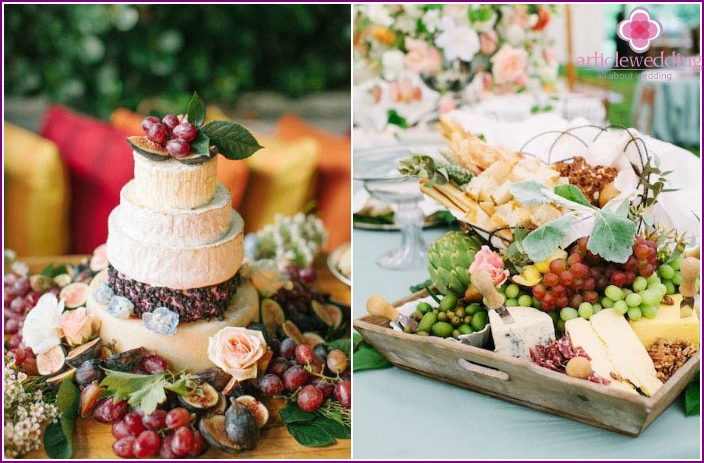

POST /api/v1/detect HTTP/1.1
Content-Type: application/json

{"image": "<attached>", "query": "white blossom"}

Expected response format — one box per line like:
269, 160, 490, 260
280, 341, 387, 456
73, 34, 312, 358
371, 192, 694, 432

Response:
21, 293, 64, 355
435, 17, 480, 62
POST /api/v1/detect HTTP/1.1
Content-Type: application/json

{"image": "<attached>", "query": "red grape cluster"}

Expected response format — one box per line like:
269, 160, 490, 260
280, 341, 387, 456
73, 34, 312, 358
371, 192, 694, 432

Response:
532, 236, 659, 311
3, 273, 55, 375
141, 115, 198, 158
259, 338, 351, 411
110, 406, 205, 459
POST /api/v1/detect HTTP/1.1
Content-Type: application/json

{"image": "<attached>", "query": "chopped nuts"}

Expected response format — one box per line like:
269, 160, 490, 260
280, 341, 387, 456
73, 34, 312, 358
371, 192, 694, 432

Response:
647, 338, 699, 382
556, 157, 618, 207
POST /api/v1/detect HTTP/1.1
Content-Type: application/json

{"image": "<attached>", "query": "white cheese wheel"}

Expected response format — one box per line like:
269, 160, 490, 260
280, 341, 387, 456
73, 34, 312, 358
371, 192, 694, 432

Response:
116, 181, 233, 246
87, 271, 259, 372
107, 210, 244, 289
132, 152, 217, 210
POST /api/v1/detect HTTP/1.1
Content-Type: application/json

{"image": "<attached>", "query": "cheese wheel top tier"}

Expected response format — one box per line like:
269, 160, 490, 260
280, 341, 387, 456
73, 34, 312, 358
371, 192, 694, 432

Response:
107, 209, 244, 289
132, 152, 218, 210
117, 181, 233, 247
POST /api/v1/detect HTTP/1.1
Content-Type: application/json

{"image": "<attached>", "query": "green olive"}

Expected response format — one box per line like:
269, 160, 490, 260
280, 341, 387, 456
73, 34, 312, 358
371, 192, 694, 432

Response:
431, 321, 454, 338
455, 307, 466, 318
465, 303, 482, 315
464, 315, 472, 325
403, 326, 412, 334
417, 302, 433, 315
416, 331, 429, 336
458, 324, 474, 335
452, 329, 461, 339
470, 311, 489, 331
439, 294, 458, 312
450, 316, 461, 327
437, 312, 448, 322
410, 310, 423, 321
418, 312, 438, 333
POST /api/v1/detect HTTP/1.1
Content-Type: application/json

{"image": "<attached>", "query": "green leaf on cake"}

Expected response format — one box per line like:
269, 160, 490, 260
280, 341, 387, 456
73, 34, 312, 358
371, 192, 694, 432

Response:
201, 121, 263, 160
190, 130, 211, 156
187, 91, 206, 127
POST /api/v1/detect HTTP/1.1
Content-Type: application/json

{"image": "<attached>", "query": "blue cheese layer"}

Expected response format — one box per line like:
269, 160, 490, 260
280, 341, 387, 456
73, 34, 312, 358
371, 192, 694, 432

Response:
489, 306, 555, 361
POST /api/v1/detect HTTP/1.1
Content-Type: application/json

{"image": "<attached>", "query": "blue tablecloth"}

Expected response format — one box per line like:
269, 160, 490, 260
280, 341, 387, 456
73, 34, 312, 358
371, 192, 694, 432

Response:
352, 225, 701, 459
632, 72, 700, 146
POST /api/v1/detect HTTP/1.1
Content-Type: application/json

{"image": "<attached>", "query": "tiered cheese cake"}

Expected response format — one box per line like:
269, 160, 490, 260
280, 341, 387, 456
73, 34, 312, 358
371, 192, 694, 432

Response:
87, 152, 259, 371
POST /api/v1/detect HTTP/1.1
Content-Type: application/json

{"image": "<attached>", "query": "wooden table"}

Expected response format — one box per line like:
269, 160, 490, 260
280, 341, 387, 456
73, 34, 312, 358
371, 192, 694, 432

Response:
20, 254, 351, 460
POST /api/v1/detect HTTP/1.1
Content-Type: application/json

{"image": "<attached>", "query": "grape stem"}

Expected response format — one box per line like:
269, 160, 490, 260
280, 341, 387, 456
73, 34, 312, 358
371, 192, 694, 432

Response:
303, 365, 338, 382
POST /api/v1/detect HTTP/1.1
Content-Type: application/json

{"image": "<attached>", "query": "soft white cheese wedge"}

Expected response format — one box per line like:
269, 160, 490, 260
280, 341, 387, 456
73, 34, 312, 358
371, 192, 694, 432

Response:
117, 181, 233, 246
489, 306, 555, 361
565, 317, 637, 393
590, 308, 663, 397
132, 152, 217, 210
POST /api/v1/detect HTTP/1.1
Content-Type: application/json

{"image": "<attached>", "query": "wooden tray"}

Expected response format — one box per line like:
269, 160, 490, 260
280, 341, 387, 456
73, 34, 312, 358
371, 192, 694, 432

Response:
353, 291, 700, 437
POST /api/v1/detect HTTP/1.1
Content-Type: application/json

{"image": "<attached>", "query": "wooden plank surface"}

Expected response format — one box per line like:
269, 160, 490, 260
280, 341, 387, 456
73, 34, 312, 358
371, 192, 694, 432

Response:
20, 253, 351, 460
353, 290, 700, 437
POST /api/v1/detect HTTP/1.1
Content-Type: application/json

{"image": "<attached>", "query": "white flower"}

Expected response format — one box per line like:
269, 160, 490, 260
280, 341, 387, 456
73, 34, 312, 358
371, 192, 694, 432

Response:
394, 14, 416, 34
435, 17, 480, 62
21, 294, 63, 355
366, 4, 393, 27
504, 23, 526, 46
444, 4, 470, 26
11, 261, 28, 276
381, 50, 406, 81
537, 63, 558, 82
422, 9, 442, 33
401, 4, 424, 19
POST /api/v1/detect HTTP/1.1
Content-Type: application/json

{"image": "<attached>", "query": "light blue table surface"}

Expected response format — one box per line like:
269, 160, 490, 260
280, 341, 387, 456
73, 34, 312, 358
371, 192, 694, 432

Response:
352, 224, 701, 459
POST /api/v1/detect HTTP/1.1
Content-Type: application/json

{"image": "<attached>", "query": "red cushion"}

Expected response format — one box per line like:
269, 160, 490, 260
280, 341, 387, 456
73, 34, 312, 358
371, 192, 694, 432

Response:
41, 106, 134, 254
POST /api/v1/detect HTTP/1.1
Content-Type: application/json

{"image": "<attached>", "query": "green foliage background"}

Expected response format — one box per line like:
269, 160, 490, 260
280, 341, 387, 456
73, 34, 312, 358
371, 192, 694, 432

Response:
4, 4, 351, 118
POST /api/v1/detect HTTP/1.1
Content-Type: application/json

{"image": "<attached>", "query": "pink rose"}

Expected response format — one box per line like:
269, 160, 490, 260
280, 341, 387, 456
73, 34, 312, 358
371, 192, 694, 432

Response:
479, 31, 498, 56
61, 307, 99, 346
470, 246, 509, 286
208, 327, 268, 381
491, 45, 528, 85
515, 72, 529, 88
388, 78, 422, 104
404, 38, 442, 75
90, 244, 108, 272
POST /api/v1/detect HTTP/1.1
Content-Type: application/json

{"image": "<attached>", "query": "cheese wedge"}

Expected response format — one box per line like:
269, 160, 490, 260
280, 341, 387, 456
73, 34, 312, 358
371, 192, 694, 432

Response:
629, 294, 700, 348
490, 306, 555, 361
565, 317, 637, 394
590, 309, 663, 396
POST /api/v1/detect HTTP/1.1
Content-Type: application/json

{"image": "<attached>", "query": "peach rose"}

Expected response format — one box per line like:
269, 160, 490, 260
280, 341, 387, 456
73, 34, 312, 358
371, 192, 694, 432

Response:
388, 78, 422, 104
208, 327, 267, 381
61, 307, 99, 346
438, 95, 456, 114
90, 244, 108, 272
404, 38, 441, 75
479, 31, 498, 56
491, 45, 528, 85
470, 245, 509, 286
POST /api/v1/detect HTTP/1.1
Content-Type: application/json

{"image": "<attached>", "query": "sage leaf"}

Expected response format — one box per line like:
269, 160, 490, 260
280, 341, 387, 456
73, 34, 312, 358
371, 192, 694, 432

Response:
509, 180, 551, 206
201, 121, 263, 160
187, 91, 206, 127
586, 209, 637, 264
522, 215, 575, 262
554, 184, 593, 208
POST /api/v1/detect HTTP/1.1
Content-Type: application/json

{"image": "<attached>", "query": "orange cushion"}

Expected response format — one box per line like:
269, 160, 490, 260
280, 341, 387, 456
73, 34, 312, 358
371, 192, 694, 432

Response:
4, 122, 71, 256
275, 114, 351, 250
110, 107, 250, 209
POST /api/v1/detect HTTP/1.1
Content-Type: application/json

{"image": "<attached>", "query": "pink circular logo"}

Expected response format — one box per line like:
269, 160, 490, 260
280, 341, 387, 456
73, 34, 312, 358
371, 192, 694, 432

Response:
617, 7, 662, 53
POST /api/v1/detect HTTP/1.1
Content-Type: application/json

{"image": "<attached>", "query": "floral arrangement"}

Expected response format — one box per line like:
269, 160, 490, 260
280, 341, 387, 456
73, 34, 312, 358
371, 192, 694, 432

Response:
247, 213, 328, 270
354, 4, 560, 121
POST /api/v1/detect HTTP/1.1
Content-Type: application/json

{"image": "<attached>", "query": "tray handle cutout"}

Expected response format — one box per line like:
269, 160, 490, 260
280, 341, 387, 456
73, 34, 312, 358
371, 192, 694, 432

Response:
457, 358, 510, 381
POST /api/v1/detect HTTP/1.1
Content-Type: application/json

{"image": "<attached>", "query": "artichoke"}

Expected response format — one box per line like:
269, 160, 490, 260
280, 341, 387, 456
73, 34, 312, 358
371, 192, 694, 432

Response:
427, 231, 483, 297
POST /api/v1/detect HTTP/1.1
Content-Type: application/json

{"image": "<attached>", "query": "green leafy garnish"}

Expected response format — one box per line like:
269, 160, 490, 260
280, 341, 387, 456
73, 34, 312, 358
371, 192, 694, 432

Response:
684, 372, 700, 417
398, 154, 472, 187
510, 181, 637, 263
41, 263, 68, 278
279, 401, 350, 447
43, 380, 79, 458
386, 109, 408, 129
201, 120, 263, 160
100, 370, 196, 415
503, 228, 532, 273
189, 130, 210, 156
325, 338, 351, 359
352, 333, 392, 372
186, 91, 206, 127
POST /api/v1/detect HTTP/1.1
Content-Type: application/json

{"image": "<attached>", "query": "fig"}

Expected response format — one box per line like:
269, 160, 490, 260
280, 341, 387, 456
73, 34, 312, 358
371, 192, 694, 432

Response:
66, 337, 102, 367
30, 274, 55, 293
176, 153, 214, 165
178, 382, 220, 412
281, 321, 307, 346
59, 282, 90, 308
303, 332, 325, 347
261, 298, 285, 336
198, 415, 241, 454
75, 359, 105, 388
311, 300, 334, 327
104, 347, 146, 372
79, 380, 106, 418
46, 367, 76, 388
211, 393, 227, 415
287, 312, 325, 333
325, 304, 344, 329
36, 345, 66, 376
224, 403, 260, 450
126, 136, 170, 162
233, 395, 268, 428
195, 367, 231, 392
53, 273, 72, 288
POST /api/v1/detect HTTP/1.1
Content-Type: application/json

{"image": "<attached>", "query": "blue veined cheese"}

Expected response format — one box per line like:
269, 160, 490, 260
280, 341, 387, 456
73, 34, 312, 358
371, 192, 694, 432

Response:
565, 317, 637, 394
489, 306, 555, 360
590, 308, 663, 397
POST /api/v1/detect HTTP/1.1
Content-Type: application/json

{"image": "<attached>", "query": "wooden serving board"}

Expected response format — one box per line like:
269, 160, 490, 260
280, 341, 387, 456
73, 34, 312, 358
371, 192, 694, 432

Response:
353, 291, 700, 437
16, 254, 351, 459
